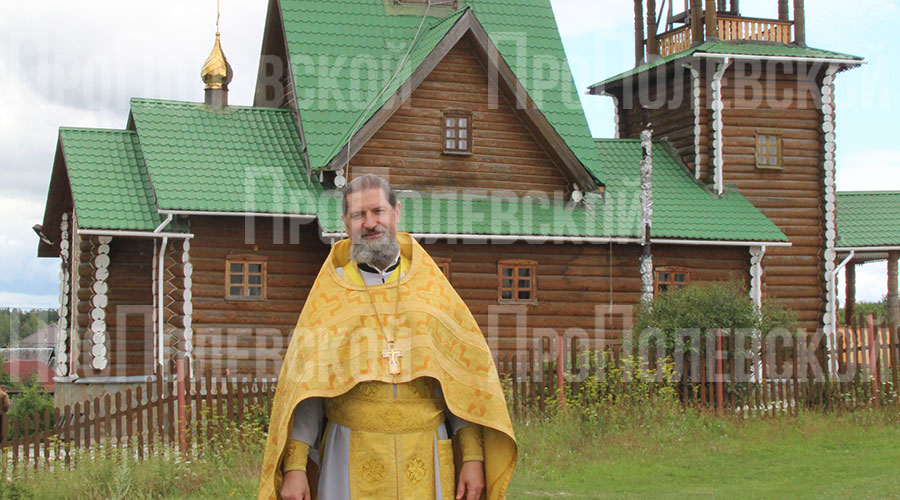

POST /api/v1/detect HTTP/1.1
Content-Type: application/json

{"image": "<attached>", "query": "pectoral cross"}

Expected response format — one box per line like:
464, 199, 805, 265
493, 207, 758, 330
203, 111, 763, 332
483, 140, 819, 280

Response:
382, 342, 403, 375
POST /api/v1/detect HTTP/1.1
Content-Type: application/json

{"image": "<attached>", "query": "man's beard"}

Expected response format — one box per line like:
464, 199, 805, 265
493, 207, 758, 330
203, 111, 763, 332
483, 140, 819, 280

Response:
349, 226, 400, 271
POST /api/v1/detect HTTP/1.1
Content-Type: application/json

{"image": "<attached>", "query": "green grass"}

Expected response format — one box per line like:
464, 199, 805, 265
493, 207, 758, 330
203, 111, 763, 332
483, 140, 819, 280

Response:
509, 408, 900, 500
4, 405, 900, 499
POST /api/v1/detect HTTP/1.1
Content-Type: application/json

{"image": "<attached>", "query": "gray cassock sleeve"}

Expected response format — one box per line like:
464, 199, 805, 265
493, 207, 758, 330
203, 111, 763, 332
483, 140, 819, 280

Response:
290, 397, 325, 447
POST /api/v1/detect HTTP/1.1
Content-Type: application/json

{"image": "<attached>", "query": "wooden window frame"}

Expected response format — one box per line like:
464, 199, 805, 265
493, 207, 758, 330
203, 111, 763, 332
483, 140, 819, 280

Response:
442, 109, 473, 156
225, 255, 268, 301
755, 129, 783, 170
433, 257, 452, 281
498, 260, 537, 304
654, 266, 690, 294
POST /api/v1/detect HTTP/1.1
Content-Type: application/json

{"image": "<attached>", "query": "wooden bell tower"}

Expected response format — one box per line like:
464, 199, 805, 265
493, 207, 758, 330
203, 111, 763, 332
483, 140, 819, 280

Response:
594, 0, 864, 336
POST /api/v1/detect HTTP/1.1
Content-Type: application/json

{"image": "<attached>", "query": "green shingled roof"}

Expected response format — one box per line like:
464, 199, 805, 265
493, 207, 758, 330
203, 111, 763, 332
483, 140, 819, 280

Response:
280, 0, 603, 183
59, 128, 164, 231
595, 139, 787, 242
129, 98, 324, 214
591, 40, 863, 90
836, 192, 900, 248
316, 139, 786, 243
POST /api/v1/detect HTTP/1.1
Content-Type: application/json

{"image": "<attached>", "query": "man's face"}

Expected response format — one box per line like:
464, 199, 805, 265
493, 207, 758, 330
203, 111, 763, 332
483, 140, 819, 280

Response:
342, 187, 401, 246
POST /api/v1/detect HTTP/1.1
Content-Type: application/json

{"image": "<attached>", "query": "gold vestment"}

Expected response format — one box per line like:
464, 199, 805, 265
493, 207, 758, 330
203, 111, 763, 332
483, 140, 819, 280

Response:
258, 233, 517, 500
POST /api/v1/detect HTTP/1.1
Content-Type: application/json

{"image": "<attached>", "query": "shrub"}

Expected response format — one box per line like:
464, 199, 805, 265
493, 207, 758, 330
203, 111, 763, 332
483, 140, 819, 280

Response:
5, 376, 54, 438
634, 280, 796, 355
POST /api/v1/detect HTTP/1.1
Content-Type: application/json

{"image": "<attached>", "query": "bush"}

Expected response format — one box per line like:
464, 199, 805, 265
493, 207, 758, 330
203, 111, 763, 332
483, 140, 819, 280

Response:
5, 376, 54, 438
634, 280, 797, 354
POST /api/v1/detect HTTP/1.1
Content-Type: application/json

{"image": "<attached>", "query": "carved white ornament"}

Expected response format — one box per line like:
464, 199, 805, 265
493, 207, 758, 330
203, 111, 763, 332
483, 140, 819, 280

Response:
90, 236, 112, 370
822, 65, 839, 338
56, 213, 71, 377
640, 254, 654, 303
712, 58, 732, 196
687, 65, 702, 180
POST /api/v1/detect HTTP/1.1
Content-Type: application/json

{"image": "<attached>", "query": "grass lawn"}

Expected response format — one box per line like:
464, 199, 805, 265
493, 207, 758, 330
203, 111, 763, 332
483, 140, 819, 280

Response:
510, 408, 900, 500
4, 407, 899, 499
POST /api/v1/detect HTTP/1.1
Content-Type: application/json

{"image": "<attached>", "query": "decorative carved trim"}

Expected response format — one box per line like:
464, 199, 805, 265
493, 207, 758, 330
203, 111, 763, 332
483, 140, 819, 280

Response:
55, 213, 70, 377
90, 236, 112, 371
687, 65, 702, 180
711, 58, 732, 195
822, 64, 839, 338
152, 239, 159, 372
749, 246, 765, 308
610, 94, 621, 139
165, 240, 194, 372
640, 254, 654, 303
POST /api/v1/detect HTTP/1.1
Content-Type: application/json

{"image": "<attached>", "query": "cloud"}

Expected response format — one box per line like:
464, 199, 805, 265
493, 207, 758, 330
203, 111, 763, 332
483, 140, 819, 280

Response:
0, 196, 59, 307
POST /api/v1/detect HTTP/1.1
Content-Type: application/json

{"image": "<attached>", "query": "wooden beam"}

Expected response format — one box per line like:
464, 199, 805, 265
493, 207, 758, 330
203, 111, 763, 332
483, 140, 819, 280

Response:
646, 0, 659, 59
730, 0, 740, 15
635, 0, 645, 65
889, 251, 899, 327
845, 262, 855, 326
705, 0, 719, 40
777, 0, 789, 20
793, 0, 806, 46
691, 0, 704, 44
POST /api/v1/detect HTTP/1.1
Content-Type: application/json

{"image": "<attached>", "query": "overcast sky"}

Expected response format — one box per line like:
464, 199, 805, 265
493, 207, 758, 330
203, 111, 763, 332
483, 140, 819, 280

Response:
1, 0, 897, 309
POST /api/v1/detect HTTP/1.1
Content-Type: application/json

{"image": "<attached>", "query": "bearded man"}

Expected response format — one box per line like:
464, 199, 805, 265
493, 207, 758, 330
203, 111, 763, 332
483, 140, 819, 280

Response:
258, 175, 516, 500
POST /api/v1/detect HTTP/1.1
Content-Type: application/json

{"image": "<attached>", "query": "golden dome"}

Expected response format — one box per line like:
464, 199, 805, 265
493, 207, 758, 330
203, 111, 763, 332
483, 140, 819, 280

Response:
201, 32, 233, 90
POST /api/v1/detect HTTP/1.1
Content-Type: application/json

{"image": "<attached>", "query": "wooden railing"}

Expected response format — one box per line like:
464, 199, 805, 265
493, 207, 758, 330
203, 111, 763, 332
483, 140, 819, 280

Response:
717, 15, 793, 44
652, 15, 794, 58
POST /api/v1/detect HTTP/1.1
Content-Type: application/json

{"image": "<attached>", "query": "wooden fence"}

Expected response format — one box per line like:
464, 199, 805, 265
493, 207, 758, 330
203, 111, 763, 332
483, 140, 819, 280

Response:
1, 371, 276, 472
3, 316, 898, 470
497, 316, 900, 417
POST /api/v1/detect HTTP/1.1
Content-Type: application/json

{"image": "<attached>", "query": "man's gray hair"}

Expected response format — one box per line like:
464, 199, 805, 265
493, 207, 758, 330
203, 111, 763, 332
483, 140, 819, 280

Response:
341, 174, 398, 216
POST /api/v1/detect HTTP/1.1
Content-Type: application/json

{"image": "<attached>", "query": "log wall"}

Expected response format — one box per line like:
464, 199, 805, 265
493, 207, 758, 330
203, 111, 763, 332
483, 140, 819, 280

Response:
421, 241, 748, 352
620, 65, 712, 181
350, 37, 572, 195
614, 61, 828, 333
188, 216, 329, 378
75, 238, 155, 377
719, 64, 826, 332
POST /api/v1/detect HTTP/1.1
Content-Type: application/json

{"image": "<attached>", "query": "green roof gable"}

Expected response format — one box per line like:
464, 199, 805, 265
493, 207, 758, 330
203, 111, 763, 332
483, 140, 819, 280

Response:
591, 40, 864, 90
836, 192, 900, 248
129, 98, 324, 214
59, 128, 164, 231
279, 0, 603, 183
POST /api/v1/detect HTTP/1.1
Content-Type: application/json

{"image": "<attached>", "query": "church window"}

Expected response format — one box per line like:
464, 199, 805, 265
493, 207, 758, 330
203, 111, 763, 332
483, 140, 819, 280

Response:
226, 256, 267, 300
442, 110, 473, 155
498, 260, 537, 303
755, 130, 783, 169
655, 267, 690, 293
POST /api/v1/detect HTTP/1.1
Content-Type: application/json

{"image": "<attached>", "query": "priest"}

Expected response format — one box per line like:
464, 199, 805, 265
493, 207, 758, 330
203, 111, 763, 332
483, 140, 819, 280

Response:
258, 174, 517, 500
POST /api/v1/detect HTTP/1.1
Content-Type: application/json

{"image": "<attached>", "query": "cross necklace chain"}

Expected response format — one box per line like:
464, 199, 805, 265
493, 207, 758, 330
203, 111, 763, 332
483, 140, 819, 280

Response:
362, 263, 404, 376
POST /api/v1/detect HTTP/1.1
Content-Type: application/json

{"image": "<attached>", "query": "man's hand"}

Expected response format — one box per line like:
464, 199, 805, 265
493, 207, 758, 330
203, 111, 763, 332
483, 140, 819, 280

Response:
281, 469, 311, 500
456, 460, 485, 500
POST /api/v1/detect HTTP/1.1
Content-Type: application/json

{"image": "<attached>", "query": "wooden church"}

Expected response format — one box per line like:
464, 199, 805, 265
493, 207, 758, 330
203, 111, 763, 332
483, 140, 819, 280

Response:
37, 0, 895, 406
